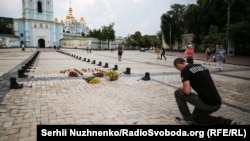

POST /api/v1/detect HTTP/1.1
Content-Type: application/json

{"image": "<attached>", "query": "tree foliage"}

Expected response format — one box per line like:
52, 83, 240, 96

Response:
87, 23, 115, 49
161, 4, 187, 50
0, 21, 12, 34
161, 0, 250, 55
201, 26, 225, 49
125, 31, 160, 49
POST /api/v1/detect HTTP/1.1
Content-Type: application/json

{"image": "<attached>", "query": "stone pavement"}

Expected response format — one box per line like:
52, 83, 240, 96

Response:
0, 48, 250, 140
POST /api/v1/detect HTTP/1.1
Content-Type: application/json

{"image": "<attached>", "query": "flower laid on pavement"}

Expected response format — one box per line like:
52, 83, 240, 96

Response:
93, 72, 104, 77
83, 76, 100, 84
104, 70, 120, 81
74, 68, 83, 75
68, 71, 78, 77
60, 68, 113, 82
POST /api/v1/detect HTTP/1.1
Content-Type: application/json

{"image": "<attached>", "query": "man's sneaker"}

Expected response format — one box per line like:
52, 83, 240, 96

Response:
231, 121, 237, 125
175, 117, 196, 125
229, 119, 237, 125
223, 118, 237, 125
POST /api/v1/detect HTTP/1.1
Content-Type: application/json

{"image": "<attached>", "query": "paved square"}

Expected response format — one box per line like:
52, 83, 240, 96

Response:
0, 48, 250, 140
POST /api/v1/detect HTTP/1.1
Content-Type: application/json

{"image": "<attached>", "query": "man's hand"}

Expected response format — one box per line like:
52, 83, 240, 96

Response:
180, 81, 191, 95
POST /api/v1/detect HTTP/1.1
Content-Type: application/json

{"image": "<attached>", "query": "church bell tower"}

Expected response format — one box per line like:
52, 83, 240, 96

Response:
22, 0, 54, 21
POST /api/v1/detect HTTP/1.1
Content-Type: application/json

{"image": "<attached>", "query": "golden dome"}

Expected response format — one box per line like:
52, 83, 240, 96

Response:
80, 17, 85, 23
66, 6, 74, 20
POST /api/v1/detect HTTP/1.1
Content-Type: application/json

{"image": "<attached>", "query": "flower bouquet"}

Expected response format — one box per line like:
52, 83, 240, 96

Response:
83, 76, 100, 84
104, 70, 120, 81
92, 72, 104, 77
68, 71, 78, 77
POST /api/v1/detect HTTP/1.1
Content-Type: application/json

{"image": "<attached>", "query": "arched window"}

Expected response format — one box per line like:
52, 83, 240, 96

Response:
37, 1, 42, 13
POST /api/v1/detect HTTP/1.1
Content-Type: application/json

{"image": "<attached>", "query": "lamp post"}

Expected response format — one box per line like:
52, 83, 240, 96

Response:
167, 15, 172, 50
225, 0, 231, 55
168, 22, 172, 51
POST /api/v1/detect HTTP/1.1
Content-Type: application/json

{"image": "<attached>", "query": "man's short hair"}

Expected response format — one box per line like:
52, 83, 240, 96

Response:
173, 58, 186, 67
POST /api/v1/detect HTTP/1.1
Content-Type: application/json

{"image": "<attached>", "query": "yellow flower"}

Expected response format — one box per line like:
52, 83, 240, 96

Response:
104, 70, 119, 80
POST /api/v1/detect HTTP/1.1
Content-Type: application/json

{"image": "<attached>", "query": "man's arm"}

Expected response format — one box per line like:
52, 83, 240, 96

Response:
179, 80, 191, 95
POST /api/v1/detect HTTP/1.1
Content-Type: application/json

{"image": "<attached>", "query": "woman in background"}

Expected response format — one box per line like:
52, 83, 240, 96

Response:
204, 46, 211, 65
155, 46, 161, 60
118, 46, 123, 61
214, 45, 226, 71
184, 44, 194, 64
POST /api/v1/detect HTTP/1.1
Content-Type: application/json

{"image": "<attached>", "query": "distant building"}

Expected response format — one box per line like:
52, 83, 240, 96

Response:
58, 4, 93, 49
13, 0, 63, 48
1, 0, 123, 49
0, 34, 20, 48
59, 5, 123, 50
181, 34, 194, 48
55, 5, 89, 37
162, 33, 194, 50
0, 17, 20, 47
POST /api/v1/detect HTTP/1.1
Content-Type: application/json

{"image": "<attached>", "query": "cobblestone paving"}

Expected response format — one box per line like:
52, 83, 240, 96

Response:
0, 48, 250, 140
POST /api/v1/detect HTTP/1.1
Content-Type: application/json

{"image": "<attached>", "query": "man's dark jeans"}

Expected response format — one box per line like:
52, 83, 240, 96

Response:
174, 89, 232, 124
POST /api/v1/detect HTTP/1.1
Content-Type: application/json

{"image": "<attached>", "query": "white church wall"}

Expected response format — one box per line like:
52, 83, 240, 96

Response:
33, 27, 51, 47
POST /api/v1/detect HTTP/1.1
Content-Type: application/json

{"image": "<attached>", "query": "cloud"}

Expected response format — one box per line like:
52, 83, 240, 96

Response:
133, 0, 143, 3
0, 0, 22, 18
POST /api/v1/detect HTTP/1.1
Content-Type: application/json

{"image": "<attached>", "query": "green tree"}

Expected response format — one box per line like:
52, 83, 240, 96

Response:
161, 4, 186, 50
181, 0, 250, 55
87, 23, 115, 50
150, 35, 161, 48
126, 36, 137, 47
201, 25, 225, 50
126, 31, 160, 50
87, 28, 104, 50
101, 23, 115, 49
157, 31, 163, 46
0, 21, 12, 34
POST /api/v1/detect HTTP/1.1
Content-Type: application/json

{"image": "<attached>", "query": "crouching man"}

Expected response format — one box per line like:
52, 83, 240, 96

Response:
173, 57, 236, 125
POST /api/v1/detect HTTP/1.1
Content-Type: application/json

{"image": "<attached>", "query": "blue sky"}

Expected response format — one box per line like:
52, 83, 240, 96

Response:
0, 0, 196, 37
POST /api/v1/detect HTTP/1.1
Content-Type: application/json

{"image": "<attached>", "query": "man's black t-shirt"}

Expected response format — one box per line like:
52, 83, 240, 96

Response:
181, 64, 221, 106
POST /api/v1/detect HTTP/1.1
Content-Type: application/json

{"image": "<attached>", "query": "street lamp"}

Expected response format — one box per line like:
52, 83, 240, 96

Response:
167, 22, 172, 51
167, 15, 172, 50
225, 0, 231, 55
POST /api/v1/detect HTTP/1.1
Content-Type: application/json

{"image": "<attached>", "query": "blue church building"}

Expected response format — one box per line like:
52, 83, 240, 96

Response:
0, 0, 124, 49
13, 0, 63, 48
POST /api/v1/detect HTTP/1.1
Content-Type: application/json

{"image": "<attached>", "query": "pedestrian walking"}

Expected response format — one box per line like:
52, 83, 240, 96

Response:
213, 44, 219, 62
21, 44, 25, 51
184, 44, 194, 64
173, 57, 237, 125
160, 47, 167, 60
118, 46, 123, 61
155, 46, 161, 60
204, 46, 211, 65
89, 45, 92, 53
214, 45, 226, 71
